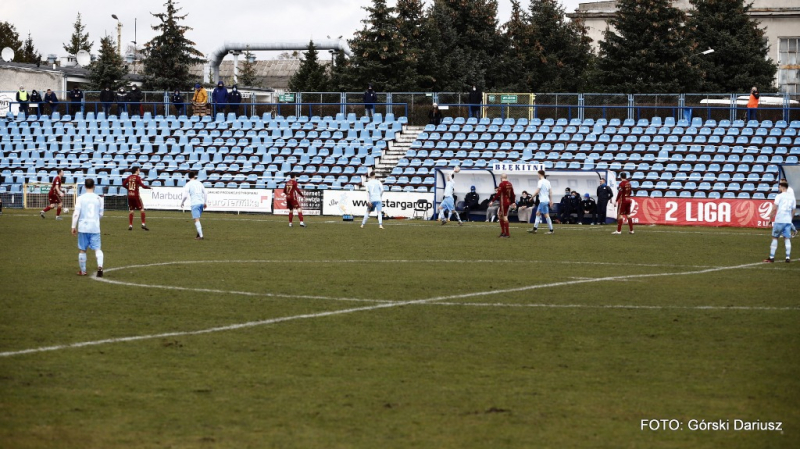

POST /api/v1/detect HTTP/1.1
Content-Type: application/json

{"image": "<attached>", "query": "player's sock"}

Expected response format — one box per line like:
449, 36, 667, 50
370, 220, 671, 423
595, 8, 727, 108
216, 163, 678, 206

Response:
141, 212, 146, 225
78, 253, 87, 273
786, 239, 792, 259
628, 218, 633, 232
378, 214, 383, 226
56, 207, 62, 216
129, 213, 134, 226
546, 217, 553, 231
43, 206, 52, 212
533, 215, 540, 229
298, 212, 304, 223
289, 212, 293, 224
195, 221, 203, 238
770, 239, 778, 258
504, 220, 510, 235
361, 214, 369, 226
617, 219, 623, 232
95, 250, 104, 269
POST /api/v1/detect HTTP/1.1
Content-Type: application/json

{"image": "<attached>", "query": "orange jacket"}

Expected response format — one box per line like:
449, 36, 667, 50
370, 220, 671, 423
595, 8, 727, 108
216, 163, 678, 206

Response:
747, 92, 759, 108
192, 88, 208, 104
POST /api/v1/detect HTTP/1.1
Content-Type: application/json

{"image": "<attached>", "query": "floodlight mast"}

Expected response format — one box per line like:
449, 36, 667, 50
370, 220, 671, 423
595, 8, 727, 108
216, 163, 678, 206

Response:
111, 15, 123, 57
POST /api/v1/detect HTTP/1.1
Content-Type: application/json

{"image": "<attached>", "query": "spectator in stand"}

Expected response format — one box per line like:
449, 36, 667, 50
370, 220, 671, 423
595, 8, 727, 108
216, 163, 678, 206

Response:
516, 191, 535, 223
468, 84, 482, 118
228, 84, 242, 116
211, 81, 228, 116
29, 89, 42, 117
747, 86, 759, 122
596, 177, 613, 225
364, 83, 377, 119
171, 89, 185, 116
16, 86, 30, 116
428, 103, 443, 126
128, 85, 143, 117
116, 87, 128, 115
44, 89, 59, 115
68, 86, 83, 114
485, 194, 500, 222
192, 83, 208, 116
463, 185, 480, 221
99, 86, 114, 116
559, 187, 573, 224
580, 193, 598, 225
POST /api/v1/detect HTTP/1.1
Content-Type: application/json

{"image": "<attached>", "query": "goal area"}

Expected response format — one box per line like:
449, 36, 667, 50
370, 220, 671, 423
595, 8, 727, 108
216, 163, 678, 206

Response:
22, 183, 78, 210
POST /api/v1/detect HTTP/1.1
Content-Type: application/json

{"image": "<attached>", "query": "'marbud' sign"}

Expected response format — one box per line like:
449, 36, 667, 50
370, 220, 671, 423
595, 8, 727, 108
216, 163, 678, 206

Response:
625, 197, 773, 228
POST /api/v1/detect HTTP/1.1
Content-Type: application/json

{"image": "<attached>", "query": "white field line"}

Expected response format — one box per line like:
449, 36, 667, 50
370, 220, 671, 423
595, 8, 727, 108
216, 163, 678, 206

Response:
2, 260, 793, 358
426, 302, 800, 311
100, 259, 723, 271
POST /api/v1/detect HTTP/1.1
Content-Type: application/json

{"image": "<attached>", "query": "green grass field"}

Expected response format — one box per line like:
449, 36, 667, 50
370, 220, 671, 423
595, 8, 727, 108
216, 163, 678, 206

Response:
1, 209, 798, 448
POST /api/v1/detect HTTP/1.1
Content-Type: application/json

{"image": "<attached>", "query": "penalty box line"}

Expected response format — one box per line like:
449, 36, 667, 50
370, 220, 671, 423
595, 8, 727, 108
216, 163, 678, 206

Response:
0, 260, 784, 358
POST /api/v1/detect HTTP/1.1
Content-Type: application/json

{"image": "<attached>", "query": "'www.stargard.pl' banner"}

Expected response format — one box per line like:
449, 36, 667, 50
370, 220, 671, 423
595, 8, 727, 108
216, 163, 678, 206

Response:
144, 187, 273, 213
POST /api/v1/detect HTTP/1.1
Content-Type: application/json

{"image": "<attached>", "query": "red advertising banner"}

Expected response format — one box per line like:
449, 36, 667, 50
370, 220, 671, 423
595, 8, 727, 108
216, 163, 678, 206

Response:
625, 197, 773, 228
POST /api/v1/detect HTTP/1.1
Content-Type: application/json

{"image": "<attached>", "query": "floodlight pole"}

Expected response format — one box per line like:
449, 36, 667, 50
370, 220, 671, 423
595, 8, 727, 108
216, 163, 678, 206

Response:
112, 14, 123, 57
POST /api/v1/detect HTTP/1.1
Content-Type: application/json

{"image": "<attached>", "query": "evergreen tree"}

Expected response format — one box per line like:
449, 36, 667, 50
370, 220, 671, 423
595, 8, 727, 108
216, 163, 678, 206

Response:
141, 0, 204, 90
288, 41, 329, 92
87, 36, 128, 90
394, 0, 427, 91
423, 0, 504, 91
63, 13, 93, 55
420, 0, 469, 91
0, 22, 24, 62
20, 32, 41, 64
686, 0, 777, 92
238, 47, 259, 87
497, 0, 533, 91
595, 0, 700, 93
347, 0, 405, 91
326, 50, 353, 92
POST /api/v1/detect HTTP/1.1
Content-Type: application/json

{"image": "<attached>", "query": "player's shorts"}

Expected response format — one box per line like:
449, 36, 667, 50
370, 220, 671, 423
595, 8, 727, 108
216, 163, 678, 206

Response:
48, 191, 61, 204
772, 222, 793, 239
499, 201, 513, 216
286, 199, 301, 210
367, 200, 382, 213
440, 196, 455, 212
617, 199, 632, 216
191, 204, 204, 219
77, 232, 101, 251
537, 202, 550, 215
127, 195, 143, 210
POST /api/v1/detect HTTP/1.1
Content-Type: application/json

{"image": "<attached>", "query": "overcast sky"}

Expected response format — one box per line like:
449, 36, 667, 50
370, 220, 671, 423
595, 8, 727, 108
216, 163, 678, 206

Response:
1, 0, 584, 60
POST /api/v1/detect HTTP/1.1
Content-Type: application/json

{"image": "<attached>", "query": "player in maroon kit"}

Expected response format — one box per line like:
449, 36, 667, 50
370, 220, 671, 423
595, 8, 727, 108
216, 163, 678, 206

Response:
285, 173, 306, 228
496, 173, 516, 238
612, 172, 634, 235
40, 169, 65, 220
122, 166, 152, 231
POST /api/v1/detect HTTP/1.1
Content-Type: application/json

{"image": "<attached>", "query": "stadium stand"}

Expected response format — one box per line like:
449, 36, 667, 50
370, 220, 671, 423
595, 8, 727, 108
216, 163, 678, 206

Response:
0, 111, 403, 194
1, 111, 797, 201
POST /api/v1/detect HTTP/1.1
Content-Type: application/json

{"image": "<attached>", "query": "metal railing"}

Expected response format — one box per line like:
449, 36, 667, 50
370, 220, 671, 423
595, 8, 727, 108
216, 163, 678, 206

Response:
2, 91, 798, 125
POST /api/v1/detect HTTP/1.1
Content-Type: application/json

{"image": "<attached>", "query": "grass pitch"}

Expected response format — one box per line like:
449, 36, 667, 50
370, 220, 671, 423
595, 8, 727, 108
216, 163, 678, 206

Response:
0, 209, 798, 448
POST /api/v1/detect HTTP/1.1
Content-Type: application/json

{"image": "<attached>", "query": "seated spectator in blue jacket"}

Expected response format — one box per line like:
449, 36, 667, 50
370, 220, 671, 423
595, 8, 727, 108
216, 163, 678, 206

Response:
579, 193, 598, 225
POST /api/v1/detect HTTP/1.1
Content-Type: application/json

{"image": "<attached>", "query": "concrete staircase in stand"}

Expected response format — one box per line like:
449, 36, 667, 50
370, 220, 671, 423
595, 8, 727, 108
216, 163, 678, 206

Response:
374, 125, 423, 180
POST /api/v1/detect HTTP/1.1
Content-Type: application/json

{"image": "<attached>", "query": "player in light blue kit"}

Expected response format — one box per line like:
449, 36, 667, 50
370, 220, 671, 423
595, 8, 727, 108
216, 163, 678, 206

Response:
764, 181, 796, 263
528, 170, 554, 234
361, 171, 384, 229
180, 171, 208, 240
438, 173, 463, 226
71, 179, 105, 277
